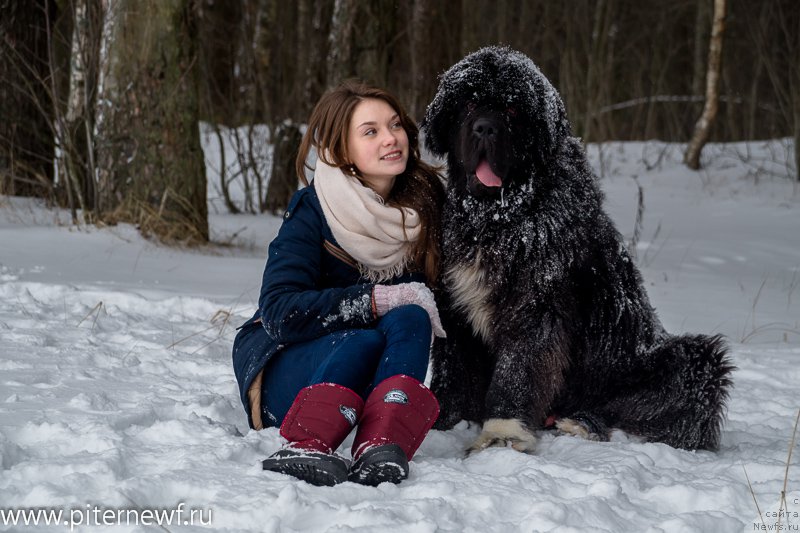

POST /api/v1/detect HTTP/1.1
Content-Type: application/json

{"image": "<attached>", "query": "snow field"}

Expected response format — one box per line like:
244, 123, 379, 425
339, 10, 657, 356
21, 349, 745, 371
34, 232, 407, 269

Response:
0, 138, 798, 532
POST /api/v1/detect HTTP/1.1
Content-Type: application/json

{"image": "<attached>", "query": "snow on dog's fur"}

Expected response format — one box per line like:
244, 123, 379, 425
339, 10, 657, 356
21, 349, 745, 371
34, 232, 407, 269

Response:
423, 47, 734, 455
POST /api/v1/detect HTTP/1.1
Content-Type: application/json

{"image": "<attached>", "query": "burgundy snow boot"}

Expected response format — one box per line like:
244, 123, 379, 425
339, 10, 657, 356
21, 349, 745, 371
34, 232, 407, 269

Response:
349, 375, 440, 486
262, 383, 363, 486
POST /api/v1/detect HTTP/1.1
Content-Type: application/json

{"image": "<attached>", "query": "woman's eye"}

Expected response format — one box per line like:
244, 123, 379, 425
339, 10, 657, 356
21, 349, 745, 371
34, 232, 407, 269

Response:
391, 121, 402, 129
364, 128, 376, 136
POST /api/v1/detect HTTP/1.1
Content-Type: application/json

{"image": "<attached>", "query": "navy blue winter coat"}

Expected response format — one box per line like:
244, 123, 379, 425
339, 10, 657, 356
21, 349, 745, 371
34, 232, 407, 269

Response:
232, 182, 424, 429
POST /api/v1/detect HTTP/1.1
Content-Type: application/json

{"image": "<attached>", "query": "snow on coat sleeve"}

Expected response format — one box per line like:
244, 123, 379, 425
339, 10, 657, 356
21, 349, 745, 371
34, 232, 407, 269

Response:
257, 189, 375, 344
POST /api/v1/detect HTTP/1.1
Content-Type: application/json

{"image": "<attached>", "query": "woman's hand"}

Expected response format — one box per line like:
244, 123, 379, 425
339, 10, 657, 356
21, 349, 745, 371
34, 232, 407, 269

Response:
373, 282, 446, 338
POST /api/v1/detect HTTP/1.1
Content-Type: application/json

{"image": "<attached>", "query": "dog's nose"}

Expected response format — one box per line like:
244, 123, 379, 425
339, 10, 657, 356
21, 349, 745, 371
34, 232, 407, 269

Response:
472, 118, 496, 139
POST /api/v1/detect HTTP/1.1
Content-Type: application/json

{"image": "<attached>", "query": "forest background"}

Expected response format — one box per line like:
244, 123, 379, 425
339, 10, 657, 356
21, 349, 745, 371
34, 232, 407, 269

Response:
1, 0, 797, 243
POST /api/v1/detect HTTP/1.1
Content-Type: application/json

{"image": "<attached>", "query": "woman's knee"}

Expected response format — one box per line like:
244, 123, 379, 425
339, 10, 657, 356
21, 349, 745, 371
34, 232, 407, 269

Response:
307, 329, 387, 392
346, 328, 385, 352
379, 305, 432, 343
382, 304, 431, 331
315, 329, 386, 375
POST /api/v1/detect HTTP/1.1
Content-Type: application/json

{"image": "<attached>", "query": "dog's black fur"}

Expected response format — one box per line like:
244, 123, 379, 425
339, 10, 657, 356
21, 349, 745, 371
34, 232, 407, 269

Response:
423, 47, 734, 453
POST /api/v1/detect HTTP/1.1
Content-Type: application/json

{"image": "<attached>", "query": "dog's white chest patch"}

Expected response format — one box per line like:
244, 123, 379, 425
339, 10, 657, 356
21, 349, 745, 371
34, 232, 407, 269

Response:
446, 252, 494, 343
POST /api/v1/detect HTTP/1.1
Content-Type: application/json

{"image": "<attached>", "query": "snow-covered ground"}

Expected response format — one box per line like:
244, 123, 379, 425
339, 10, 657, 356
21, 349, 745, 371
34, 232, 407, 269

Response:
1, 138, 798, 532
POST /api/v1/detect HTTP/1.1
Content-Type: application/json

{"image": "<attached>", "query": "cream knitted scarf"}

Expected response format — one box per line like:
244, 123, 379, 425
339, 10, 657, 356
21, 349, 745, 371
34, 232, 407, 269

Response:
313, 158, 421, 282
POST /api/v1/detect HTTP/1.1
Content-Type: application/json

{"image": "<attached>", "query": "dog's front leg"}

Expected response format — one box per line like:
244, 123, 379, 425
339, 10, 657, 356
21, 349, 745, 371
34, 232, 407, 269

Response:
467, 317, 569, 455
430, 322, 490, 430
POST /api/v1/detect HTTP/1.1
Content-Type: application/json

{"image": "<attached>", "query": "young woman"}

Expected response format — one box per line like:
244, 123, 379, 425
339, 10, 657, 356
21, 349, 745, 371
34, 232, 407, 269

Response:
232, 80, 447, 487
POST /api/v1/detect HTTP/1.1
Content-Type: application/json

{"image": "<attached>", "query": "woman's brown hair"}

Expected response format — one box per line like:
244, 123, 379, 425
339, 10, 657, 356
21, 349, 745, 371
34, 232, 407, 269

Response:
296, 80, 446, 284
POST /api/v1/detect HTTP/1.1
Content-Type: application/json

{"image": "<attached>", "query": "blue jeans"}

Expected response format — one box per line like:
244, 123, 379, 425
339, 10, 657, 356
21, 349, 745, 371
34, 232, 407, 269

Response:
260, 305, 432, 427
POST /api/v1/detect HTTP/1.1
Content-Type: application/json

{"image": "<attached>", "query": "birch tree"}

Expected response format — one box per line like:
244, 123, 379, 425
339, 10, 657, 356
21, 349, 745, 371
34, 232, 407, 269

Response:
685, 0, 726, 170
60, 0, 102, 217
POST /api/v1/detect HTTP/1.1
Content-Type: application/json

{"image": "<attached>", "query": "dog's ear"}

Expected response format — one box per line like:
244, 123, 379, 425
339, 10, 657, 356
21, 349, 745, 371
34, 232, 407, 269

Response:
535, 76, 572, 161
422, 51, 485, 158
421, 80, 457, 158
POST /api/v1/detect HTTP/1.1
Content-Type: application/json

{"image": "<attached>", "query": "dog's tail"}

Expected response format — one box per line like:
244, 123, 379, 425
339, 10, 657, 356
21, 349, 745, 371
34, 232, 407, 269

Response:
647, 333, 735, 450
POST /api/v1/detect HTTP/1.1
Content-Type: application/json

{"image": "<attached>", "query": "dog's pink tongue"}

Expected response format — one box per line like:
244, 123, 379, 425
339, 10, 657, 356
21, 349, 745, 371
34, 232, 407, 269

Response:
476, 160, 502, 187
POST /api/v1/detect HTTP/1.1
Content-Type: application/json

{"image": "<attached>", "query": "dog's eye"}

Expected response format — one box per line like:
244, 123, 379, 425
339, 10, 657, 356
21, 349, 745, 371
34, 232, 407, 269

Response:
506, 106, 517, 117
466, 101, 476, 112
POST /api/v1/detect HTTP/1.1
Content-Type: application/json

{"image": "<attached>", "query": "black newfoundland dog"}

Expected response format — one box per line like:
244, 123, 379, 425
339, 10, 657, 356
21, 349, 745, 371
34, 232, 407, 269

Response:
422, 47, 734, 455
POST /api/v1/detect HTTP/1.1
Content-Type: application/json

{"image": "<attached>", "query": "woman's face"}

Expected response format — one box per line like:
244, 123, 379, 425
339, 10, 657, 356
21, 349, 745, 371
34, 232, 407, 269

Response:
347, 98, 409, 198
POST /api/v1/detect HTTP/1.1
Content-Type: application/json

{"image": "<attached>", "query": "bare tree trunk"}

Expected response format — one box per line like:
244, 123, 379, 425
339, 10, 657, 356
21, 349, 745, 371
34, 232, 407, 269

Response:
252, 0, 306, 213
460, 0, 489, 55
196, 0, 242, 124
685, 0, 727, 170
95, 0, 208, 242
327, 0, 357, 82
496, 0, 508, 44
62, 0, 102, 215
355, 0, 397, 87
302, 0, 333, 113
94, 0, 118, 212
689, 0, 710, 140
265, 122, 302, 214
295, 0, 311, 107
410, 0, 432, 121
254, 0, 278, 122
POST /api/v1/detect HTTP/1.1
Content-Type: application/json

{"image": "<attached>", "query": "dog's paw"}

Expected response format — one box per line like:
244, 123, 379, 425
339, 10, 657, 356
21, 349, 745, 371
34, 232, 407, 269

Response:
555, 417, 606, 442
466, 418, 538, 456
